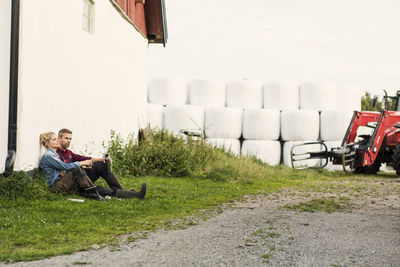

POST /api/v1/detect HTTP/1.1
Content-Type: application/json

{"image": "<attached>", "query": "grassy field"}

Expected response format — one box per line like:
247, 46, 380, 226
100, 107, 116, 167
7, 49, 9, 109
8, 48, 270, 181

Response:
2, 165, 397, 262
1, 131, 399, 262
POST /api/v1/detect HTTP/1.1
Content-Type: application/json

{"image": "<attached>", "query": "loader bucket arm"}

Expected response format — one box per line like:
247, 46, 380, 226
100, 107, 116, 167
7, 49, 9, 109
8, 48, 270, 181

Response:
290, 142, 329, 169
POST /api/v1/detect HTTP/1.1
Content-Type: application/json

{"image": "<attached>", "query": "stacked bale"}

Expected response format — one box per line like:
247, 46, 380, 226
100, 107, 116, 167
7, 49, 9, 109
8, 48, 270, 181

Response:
204, 107, 242, 155
148, 77, 188, 105
189, 78, 226, 107
320, 110, 354, 170
299, 82, 337, 111
164, 104, 204, 135
148, 76, 364, 171
206, 138, 241, 156
226, 80, 263, 108
241, 108, 281, 165
263, 82, 299, 110
281, 109, 320, 167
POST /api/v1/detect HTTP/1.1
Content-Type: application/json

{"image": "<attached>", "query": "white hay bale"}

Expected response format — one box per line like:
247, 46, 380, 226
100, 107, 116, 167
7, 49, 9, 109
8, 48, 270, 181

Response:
146, 104, 164, 129
355, 125, 375, 143
336, 84, 362, 111
324, 140, 343, 171
206, 138, 241, 156
226, 80, 263, 108
320, 110, 354, 141
189, 78, 226, 107
242, 108, 280, 140
263, 82, 299, 110
164, 104, 204, 135
148, 77, 188, 105
283, 141, 321, 168
241, 140, 281, 165
281, 109, 320, 141
204, 107, 243, 138
299, 82, 337, 111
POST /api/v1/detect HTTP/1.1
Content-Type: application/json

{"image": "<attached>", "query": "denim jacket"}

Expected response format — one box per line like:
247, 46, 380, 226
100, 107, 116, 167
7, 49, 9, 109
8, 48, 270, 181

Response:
39, 148, 80, 186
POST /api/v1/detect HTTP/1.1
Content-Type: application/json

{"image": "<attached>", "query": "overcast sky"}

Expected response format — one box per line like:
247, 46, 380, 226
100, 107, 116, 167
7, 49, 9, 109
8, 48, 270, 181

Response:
148, 0, 400, 96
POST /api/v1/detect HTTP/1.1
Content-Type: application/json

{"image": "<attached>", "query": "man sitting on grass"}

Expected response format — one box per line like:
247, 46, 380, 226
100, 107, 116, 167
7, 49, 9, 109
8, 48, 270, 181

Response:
57, 128, 146, 199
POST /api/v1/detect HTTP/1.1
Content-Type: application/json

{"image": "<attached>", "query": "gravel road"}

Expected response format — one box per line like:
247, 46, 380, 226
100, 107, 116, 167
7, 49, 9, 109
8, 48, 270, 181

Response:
4, 179, 400, 267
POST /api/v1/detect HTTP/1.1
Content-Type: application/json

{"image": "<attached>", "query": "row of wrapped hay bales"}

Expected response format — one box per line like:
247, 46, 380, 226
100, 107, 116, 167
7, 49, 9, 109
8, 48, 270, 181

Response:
145, 103, 355, 169
148, 77, 361, 111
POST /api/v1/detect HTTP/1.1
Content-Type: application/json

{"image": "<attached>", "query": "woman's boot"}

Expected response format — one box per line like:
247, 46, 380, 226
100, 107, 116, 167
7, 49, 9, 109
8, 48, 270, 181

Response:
115, 183, 146, 199
81, 186, 106, 201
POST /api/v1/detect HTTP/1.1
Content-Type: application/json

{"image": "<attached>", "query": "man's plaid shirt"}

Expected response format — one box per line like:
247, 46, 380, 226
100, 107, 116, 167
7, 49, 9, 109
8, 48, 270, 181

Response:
56, 147, 91, 163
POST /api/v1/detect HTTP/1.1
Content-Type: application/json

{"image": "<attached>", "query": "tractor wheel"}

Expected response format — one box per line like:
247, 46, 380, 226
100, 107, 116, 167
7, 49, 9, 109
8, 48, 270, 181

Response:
391, 143, 400, 175
354, 160, 381, 174
364, 160, 381, 174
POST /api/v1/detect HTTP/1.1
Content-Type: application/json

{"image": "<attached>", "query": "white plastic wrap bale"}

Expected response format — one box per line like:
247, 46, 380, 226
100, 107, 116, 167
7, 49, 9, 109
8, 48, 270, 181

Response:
336, 84, 362, 111
355, 125, 375, 143
189, 78, 226, 107
299, 82, 337, 111
283, 141, 322, 168
320, 110, 354, 141
263, 82, 299, 110
226, 80, 263, 109
163, 104, 204, 135
242, 108, 280, 140
148, 77, 188, 105
280, 109, 320, 141
146, 104, 164, 129
324, 140, 343, 171
241, 140, 281, 165
206, 138, 241, 156
204, 107, 243, 138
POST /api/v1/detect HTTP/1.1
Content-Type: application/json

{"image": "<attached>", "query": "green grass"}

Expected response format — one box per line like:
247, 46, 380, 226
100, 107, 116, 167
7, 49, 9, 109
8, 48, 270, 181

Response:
0, 167, 305, 263
283, 197, 351, 213
0, 164, 398, 262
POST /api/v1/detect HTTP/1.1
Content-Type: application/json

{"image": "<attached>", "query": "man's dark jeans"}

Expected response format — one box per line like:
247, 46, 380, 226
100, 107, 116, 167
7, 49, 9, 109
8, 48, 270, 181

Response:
84, 162, 108, 183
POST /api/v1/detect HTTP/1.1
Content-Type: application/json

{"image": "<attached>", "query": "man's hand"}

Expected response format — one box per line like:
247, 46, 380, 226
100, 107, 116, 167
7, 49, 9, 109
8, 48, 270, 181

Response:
79, 159, 93, 168
92, 157, 105, 163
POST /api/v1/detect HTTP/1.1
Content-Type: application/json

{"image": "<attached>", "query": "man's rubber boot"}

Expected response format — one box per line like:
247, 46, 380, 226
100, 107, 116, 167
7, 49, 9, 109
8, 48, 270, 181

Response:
104, 172, 124, 190
82, 186, 106, 201
115, 183, 146, 199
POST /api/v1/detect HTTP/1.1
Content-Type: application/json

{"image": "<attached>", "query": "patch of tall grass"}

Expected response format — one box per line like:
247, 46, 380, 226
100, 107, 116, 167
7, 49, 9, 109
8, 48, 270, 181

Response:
0, 171, 55, 200
105, 129, 276, 182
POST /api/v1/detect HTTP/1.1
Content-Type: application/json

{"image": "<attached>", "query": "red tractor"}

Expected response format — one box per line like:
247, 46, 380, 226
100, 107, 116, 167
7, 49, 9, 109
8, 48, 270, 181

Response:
291, 91, 400, 174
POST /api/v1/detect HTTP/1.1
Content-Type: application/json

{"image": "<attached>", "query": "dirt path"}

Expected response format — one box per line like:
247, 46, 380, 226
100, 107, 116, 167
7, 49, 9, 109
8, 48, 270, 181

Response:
5, 178, 400, 267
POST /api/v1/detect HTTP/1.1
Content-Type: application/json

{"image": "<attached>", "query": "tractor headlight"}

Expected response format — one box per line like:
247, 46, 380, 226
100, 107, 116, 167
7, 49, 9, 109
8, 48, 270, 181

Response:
373, 146, 378, 153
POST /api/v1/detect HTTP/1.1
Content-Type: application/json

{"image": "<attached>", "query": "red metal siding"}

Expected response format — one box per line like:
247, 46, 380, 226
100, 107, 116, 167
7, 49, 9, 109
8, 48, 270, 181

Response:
144, 0, 164, 43
114, 0, 165, 43
115, 0, 146, 35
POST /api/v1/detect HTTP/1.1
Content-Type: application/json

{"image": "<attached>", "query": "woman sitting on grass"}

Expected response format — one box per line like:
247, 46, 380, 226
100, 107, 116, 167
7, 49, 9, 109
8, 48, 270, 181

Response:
39, 132, 146, 200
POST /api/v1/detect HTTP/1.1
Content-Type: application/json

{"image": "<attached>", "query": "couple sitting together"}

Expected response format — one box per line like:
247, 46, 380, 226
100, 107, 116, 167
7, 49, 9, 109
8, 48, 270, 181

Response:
39, 128, 146, 201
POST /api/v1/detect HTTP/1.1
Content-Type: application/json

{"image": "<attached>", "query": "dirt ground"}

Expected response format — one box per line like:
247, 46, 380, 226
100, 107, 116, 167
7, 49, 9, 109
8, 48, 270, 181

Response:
4, 177, 400, 267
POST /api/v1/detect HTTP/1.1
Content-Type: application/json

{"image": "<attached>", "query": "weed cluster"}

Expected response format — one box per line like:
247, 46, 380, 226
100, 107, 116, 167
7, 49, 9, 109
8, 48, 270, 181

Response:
0, 171, 54, 200
105, 129, 271, 181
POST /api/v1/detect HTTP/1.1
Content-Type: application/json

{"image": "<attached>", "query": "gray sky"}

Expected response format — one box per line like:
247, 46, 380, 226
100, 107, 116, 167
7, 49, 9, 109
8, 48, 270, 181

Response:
148, 0, 400, 96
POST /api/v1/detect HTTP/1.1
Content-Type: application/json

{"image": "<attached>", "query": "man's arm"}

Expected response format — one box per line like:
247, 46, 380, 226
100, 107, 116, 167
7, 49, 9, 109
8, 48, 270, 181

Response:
69, 150, 92, 162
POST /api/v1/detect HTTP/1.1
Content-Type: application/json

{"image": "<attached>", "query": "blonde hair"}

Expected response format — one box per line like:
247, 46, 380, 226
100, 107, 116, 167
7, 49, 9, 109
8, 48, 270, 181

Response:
40, 132, 56, 147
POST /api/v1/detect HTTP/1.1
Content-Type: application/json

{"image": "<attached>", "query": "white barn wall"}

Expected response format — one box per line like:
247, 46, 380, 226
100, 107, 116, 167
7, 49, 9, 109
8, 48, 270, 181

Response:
15, 0, 148, 170
0, 1, 11, 172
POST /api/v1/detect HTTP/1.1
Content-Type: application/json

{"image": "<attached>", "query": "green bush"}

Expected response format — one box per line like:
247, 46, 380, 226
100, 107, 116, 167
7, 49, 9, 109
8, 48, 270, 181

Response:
106, 129, 218, 178
0, 171, 54, 200
105, 129, 278, 182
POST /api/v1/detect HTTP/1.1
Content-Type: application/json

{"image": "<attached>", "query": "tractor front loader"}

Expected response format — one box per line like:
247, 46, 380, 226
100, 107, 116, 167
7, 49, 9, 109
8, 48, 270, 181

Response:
291, 91, 400, 174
